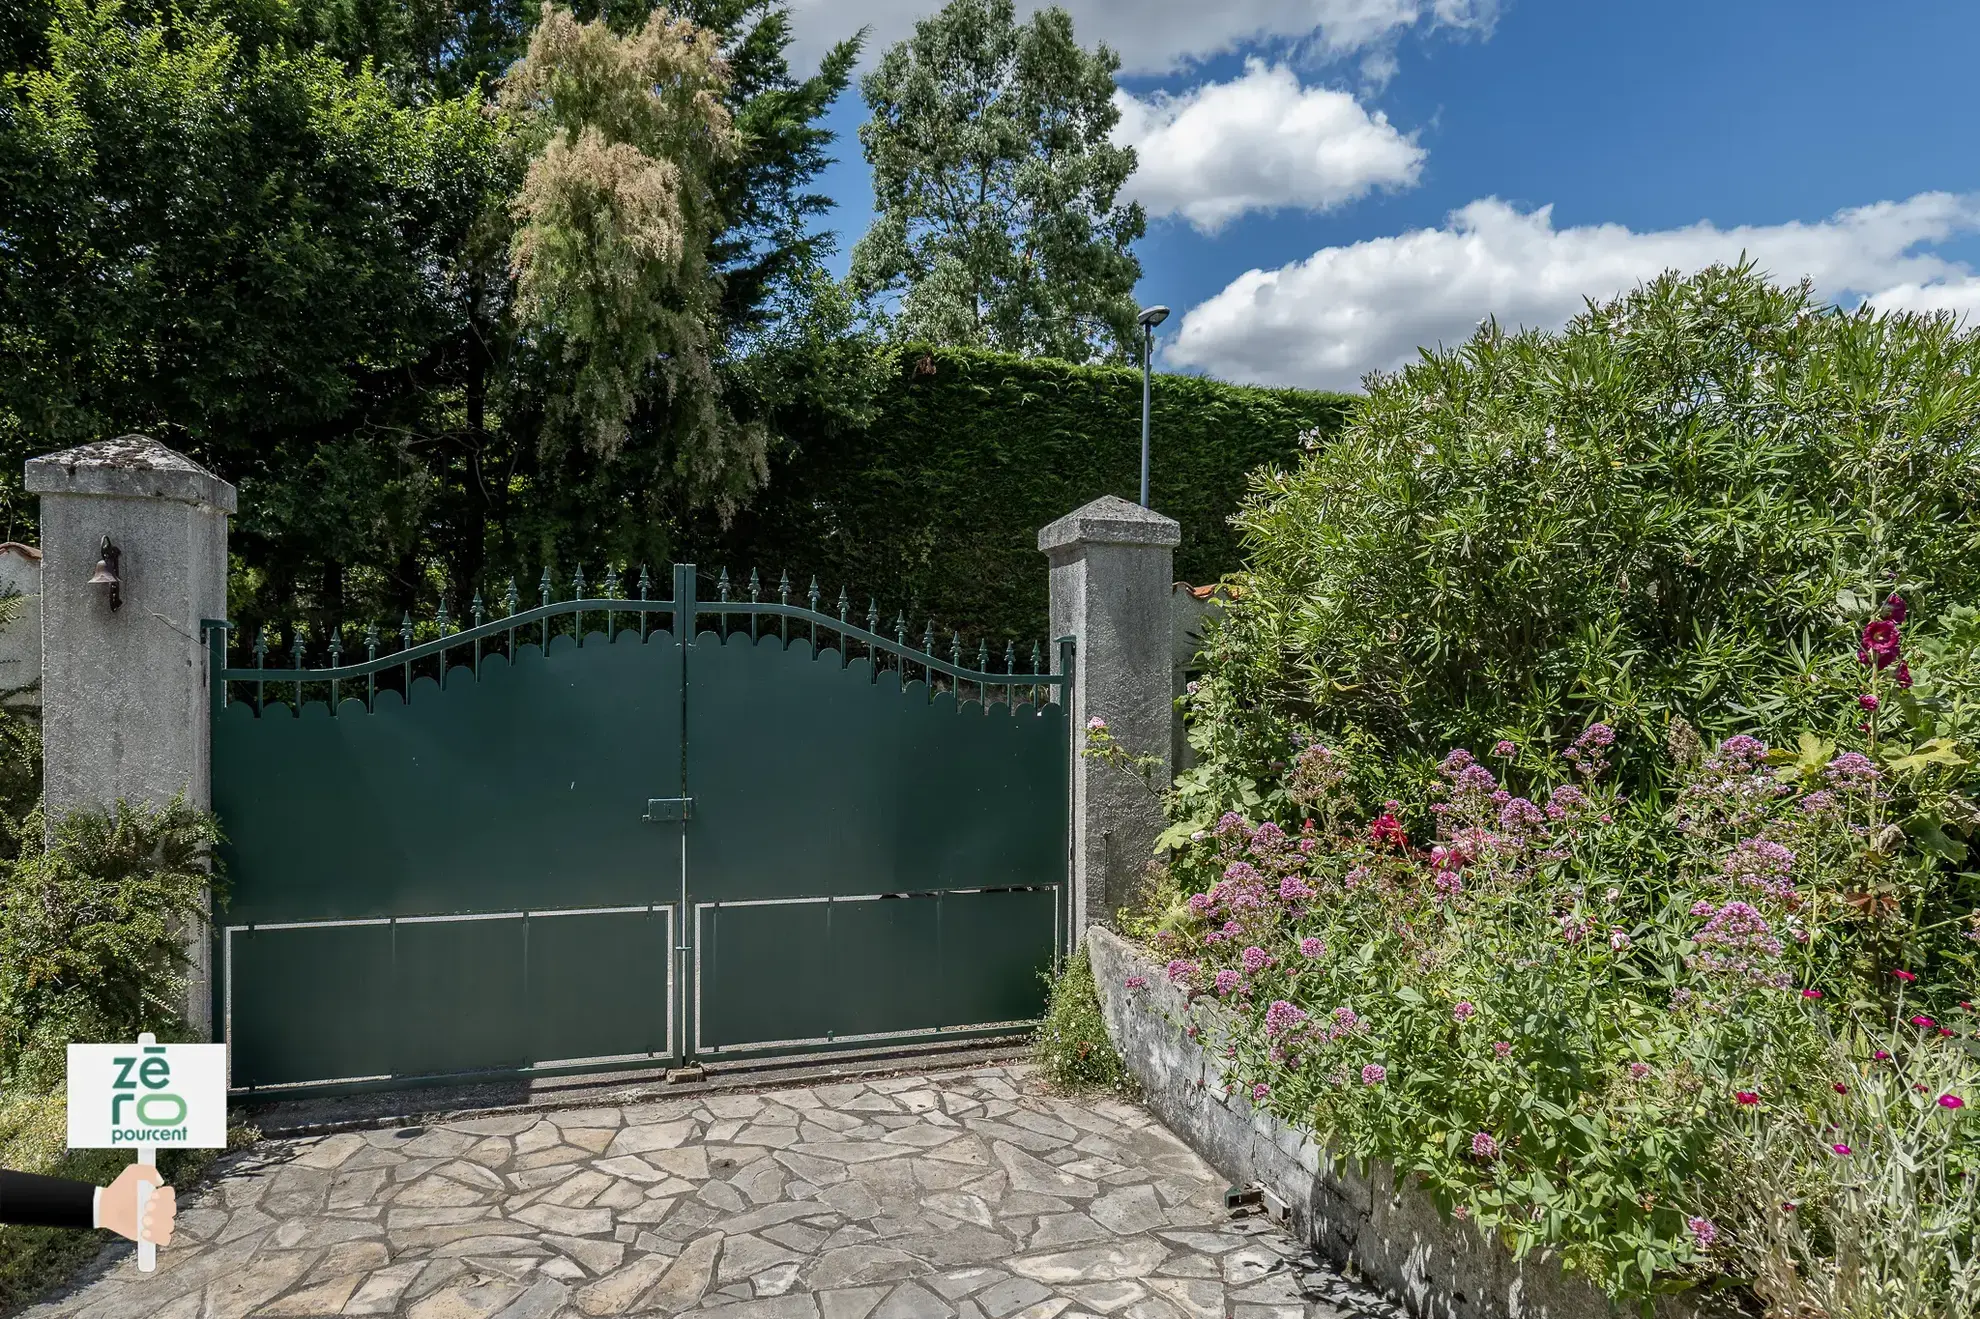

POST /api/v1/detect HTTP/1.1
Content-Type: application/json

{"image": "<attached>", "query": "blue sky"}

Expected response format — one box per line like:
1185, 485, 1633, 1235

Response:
788, 0, 1980, 389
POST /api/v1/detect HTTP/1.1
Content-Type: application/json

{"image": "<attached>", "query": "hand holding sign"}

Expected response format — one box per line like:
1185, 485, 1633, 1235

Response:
67, 1033, 224, 1273
99, 1164, 175, 1247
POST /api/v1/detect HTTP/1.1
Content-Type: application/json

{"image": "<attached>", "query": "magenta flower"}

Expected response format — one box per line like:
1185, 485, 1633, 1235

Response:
1628, 1062, 1651, 1079
1831, 1143, 1853, 1156
1493, 1041, 1512, 1058
1452, 1001, 1477, 1023
1912, 1015, 1936, 1029
1608, 928, 1632, 951
1369, 813, 1408, 848
1892, 969, 1918, 982
1858, 693, 1880, 711
1264, 999, 1308, 1037
1885, 593, 1908, 624
1941, 1095, 1966, 1110
1214, 969, 1242, 996
1165, 959, 1199, 987
1298, 936, 1325, 959
1860, 618, 1901, 669
1686, 1216, 1719, 1249
1801, 988, 1823, 1000
1470, 1131, 1500, 1160
1124, 976, 1148, 990
1251, 1083, 1270, 1102
1086, 715, 1108, 731
1360, 1064, 1387, 1085
1240, 945, 1274, 975
1492, 740, 1516, 757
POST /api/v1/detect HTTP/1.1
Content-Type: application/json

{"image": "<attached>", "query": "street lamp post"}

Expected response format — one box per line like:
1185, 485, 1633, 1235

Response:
1137, 305, 1169, 508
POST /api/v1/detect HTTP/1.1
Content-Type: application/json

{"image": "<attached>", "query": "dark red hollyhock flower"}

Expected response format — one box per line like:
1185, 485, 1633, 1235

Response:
1860, 619, 1901, 669
1896, 662, 1913, 689
1885, 594, 1908, 624
1369, 813, 1408, 848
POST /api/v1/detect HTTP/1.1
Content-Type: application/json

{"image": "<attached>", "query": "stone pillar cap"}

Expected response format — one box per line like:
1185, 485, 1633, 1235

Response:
26, 435, 237, 513
1038, 494, 1180, 553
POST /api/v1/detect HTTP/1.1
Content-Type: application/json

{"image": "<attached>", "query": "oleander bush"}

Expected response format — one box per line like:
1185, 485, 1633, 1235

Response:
1181, 262, 1980, 829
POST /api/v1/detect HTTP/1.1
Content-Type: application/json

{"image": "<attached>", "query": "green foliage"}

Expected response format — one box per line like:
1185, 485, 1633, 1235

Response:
850, 0, 1143, 362
0, 797, 222, 1091
1033, 945, 1133, 1095
1200, 264, 1980, 795
680, 344, 1356, 644
2, 0, 872, 638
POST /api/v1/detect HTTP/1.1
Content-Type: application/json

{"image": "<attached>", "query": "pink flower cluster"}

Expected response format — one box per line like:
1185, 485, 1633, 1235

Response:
1721, 837, 1799, 902
1689, 900, 1787, 983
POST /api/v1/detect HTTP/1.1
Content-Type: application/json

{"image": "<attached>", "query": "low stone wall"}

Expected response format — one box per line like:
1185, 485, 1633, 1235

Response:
1086, 927, 1700, 1319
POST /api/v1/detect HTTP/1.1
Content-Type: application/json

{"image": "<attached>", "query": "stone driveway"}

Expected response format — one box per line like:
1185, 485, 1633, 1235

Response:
26, 1064, 1399, 1319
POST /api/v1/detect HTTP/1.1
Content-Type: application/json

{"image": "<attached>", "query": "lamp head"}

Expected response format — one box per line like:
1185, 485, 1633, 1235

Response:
89, 535, 122, 610
1137, 305, 1170, 330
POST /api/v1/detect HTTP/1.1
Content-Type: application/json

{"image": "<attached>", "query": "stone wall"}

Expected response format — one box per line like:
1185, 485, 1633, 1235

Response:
1086, 927, 1702, 1319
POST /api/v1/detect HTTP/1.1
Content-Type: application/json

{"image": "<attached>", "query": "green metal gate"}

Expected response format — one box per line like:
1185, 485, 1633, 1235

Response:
207, 565, 1071, 1095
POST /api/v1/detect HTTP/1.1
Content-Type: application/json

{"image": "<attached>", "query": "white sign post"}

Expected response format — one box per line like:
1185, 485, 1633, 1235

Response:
67, 1033, 227, 1272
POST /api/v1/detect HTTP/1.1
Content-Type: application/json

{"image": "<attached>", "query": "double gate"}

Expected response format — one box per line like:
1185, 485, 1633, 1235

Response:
207, 566, 1070, 1094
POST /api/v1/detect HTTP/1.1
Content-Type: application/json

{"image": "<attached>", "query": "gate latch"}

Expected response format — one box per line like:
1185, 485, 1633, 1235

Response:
645, 797, 693, 822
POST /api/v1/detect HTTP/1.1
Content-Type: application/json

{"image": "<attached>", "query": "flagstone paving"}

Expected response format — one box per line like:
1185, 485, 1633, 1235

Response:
24, 1064, 1401, 1319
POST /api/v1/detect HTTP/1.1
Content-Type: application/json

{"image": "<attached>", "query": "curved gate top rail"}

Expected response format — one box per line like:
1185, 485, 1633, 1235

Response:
206, 562, 1072, 716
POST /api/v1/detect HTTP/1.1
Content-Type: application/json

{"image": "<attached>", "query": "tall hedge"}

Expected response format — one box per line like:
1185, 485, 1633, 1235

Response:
682, 345, 1356, 648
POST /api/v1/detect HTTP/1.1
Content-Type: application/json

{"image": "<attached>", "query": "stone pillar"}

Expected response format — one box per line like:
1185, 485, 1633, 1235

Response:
1039, 496, 1180, 940
27, 436, 235, 1036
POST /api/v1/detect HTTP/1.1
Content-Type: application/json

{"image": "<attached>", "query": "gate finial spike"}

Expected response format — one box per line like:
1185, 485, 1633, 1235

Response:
572, 564, 586, 599
472, 590, 485, 628
951, 631, 962, 666
1004, 640, 1015, 673
401, 612, 414, 650
1030, 640, 1041, 674
539, 568, 553, 608
718, 567, 731, 602
365, 623, 379, 661
977, 639, 988, 672
254, 625, 268, 667
749, 567, 761, 603
291, 629, 306, 671
505, 578, 520, 616
436, 597, 451, 636
866, 598, 879, 633
778, 570, 791, 605
330, 631, 343, 668
807, 577, 820, 612
836, 585, 849, 622
922, 619, 935, 655
638, 565, 652, 601
894, 612, 907, 647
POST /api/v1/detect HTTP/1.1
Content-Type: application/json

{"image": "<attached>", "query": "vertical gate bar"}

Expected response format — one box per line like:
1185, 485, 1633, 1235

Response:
329, 631, 342, 709
638, 565, 652, 641
674, 562, 696, 1062
778, 572, 790, 646
807, 578, 821, 659
435, 598, 450, 689
401, 612, 413, 700
922, 620, 935, 700
749, 569, 761, 641
571, 565, 586, 644
1059, 635, 1077, 957
506, 578, 520, 660
539, 568, 553, 649
291, 630, 304, 714
253, 624, 266, 710
472, 590, 485, 676
867, 600, 880, 683
366, 625, 378, 709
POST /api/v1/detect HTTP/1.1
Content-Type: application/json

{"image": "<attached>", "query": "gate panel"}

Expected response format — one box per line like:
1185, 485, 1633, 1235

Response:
685, 627, 1068, 1056
213, 618, 686, 1091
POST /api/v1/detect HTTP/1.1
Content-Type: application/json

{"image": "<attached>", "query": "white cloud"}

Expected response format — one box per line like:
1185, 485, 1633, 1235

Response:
1114, 61, 1424, 232
1165, 193, 1980, 389
785, 0, 1498, 76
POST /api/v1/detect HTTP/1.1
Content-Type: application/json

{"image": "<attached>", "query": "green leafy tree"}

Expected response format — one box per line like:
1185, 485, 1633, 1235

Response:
850, 0, 1144, 362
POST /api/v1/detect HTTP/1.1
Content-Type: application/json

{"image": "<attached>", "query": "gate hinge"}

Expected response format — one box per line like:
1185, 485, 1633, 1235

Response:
644, 797, 693, 822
